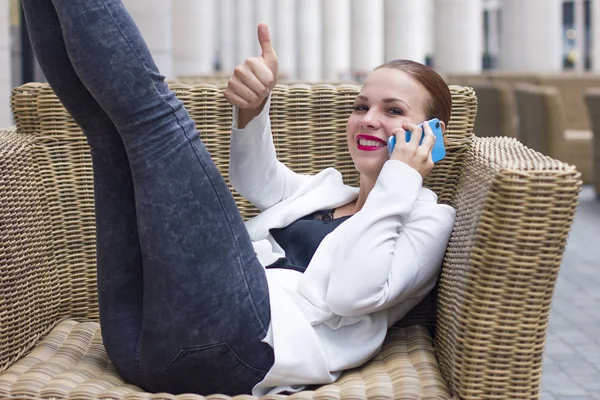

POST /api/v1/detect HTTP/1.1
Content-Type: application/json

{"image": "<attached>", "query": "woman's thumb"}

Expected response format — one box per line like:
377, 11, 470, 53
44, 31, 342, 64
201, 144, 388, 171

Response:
258, 23, 278, 74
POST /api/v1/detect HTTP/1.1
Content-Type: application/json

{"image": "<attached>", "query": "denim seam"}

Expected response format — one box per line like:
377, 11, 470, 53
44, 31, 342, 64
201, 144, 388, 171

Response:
154, 342, 269, 380
102, 0, 270, 335
135, 335, 152, 391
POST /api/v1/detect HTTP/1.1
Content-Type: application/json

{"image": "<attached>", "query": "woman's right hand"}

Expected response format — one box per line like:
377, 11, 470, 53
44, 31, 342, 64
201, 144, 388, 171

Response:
389, 121, 436, 180
224, 23, 278, 127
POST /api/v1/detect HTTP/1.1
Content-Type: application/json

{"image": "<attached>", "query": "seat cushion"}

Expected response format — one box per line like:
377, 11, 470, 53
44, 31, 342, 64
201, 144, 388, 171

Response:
0, 320, 452, 400
563, 131, 593, 183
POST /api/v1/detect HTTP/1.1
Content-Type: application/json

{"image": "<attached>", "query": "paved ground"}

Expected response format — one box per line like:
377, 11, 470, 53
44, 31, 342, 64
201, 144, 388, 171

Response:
541, 186, 600, 400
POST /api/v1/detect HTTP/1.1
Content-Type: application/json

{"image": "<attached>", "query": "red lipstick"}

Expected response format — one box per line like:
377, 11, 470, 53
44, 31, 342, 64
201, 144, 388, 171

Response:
356, 134, 386, 151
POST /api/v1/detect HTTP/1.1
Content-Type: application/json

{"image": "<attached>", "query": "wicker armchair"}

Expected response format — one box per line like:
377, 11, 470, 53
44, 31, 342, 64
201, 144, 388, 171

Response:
584, 88, 600, 197
514, 83, 592, 184
0, 82, 581, 400
469, 81, 517, 138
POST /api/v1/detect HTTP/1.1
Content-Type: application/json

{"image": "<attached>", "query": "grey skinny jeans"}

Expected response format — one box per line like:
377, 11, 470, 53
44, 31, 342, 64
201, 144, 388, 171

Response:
20, 0, 274, 395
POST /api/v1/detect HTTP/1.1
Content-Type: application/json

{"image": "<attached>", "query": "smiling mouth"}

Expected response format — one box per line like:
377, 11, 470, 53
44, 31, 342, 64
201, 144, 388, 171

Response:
356, 135, 386, 151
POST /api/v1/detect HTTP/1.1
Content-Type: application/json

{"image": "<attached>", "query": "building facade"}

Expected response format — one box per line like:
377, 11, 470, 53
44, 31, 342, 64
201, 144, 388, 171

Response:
0, 0, 596, 127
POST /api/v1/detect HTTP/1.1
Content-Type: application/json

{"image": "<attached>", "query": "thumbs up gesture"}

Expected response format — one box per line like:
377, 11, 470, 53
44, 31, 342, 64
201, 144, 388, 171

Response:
224, 23, 279, 111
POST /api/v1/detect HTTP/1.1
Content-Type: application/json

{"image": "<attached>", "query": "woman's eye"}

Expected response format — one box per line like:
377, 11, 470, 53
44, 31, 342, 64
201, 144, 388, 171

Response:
353, 104, 368, 112
388, 108, 403, 115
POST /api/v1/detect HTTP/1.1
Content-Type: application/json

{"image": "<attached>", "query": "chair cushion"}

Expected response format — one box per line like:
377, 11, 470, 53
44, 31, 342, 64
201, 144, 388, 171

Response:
0, 320, 452, 399
563, 130, 593, 183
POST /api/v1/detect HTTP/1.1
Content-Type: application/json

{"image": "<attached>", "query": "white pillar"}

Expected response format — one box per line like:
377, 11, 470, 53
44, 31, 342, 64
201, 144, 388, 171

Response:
434, 0, 482, 74
385, 0, 427, 64
424, 0, 435, 61
122, 0, 173, 77
172, 0, 216, 77
219, 0, 236, 71
322, 0, 351, 81
0, 0, 11, 127
297, 0, 322, 81
236, 0, 256, 64
593, 0, 600, 71
351, 0, 384, 81
275, 0, 297, 79
499, 0, 562, 71
574, 0, 586, 71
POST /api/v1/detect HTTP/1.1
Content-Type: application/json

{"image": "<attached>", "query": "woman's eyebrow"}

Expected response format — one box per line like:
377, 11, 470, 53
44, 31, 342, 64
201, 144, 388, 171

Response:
355, 96, 411, 110
383, 98, 410, 109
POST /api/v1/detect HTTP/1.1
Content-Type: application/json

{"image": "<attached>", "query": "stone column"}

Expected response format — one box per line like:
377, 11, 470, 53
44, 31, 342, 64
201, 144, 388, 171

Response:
434, 0, 483, 74
297, 0, 322, 81
236, 0, 256, 64
385, 0, 427, 64
593, 0, 600, 71
351, 0, 384, 81
172, 0, 216, 77
424, 0, 435, 62
499, 0, 562, 71
0, 0, 11, 127
122, 0, 173, 77
219, 0, 236, 71
274, 0, 297, 79
322, 0, 351, 81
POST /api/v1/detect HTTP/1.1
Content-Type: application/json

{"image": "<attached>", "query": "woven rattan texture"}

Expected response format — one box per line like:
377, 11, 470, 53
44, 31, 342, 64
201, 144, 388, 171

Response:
436, 136, 581, 400
584, 89, 600, 196
0, 128, 59, 373
34, 85, 99, 320
10, 83, 45, 135
0, 319, 452, 400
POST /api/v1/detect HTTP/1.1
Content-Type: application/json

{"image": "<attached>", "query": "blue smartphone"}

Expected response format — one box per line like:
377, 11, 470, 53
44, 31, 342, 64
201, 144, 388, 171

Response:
387, 118, 446, 163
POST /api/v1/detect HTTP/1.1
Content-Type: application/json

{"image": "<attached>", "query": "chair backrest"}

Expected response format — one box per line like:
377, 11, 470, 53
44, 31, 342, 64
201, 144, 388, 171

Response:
470, 81, 517, 138
7, 82, 477, 323
514, 83, 567, 161
538, 73, 600, 131
487, 71, 542, 87
584, 88, 600, 194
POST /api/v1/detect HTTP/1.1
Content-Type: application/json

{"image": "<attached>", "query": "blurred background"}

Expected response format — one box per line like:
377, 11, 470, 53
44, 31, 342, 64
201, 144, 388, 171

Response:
0, 0, 595, 128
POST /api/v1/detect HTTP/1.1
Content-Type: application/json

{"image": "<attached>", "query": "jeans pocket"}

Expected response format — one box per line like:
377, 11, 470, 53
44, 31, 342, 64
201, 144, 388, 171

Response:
150, 343, 269, 395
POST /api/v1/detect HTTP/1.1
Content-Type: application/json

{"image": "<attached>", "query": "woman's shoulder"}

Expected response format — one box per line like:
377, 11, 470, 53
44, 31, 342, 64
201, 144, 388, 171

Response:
414, 188, 457, 222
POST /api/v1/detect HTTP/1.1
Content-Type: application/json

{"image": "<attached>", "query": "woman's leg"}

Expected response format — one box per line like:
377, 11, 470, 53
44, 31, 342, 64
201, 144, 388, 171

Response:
21, 0, 143, 386
40, 0, 274, 395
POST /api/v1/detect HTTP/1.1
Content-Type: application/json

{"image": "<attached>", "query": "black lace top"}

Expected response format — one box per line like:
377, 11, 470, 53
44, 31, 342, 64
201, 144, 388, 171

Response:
267, 209, 352, 273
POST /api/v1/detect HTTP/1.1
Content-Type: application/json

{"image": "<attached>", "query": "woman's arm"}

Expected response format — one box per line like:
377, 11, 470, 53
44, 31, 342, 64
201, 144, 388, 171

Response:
325, 160, 456, 317
225, 23, 311, 210
229, 95, 311, 211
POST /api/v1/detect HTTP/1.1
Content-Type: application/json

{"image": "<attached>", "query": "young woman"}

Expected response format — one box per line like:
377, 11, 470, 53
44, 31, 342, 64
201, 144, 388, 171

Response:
21, 1, 455, 396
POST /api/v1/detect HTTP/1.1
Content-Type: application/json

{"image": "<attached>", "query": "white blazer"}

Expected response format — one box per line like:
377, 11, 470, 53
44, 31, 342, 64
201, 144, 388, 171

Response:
229, 96, 457, 396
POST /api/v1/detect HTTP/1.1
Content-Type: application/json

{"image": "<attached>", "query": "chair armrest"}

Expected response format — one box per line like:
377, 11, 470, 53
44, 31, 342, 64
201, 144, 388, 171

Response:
0, 128, 60, 373
435, 136, 581, 400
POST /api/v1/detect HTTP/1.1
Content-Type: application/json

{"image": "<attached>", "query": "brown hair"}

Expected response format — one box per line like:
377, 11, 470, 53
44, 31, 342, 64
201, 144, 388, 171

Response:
375, 59, 452, 126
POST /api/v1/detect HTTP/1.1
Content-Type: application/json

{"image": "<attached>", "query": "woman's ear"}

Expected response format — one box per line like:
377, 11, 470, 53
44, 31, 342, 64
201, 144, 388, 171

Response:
439, 121, 448, 147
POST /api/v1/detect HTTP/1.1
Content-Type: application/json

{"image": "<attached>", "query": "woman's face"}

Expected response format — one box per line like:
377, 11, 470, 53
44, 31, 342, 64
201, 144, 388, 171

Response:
346, 68, 430, 179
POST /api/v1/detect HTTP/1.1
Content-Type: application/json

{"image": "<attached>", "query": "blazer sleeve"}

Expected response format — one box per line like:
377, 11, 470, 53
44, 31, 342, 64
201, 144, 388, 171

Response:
229, 94, 312, 211
325, 160, 456, 317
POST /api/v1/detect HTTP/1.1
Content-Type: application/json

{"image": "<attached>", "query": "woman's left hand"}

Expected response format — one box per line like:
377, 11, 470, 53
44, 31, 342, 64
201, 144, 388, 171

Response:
389, 121, 435, 179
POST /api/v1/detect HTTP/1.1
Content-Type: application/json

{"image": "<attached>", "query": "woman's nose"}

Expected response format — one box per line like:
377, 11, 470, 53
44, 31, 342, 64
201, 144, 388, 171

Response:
360, 110, 381, 129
